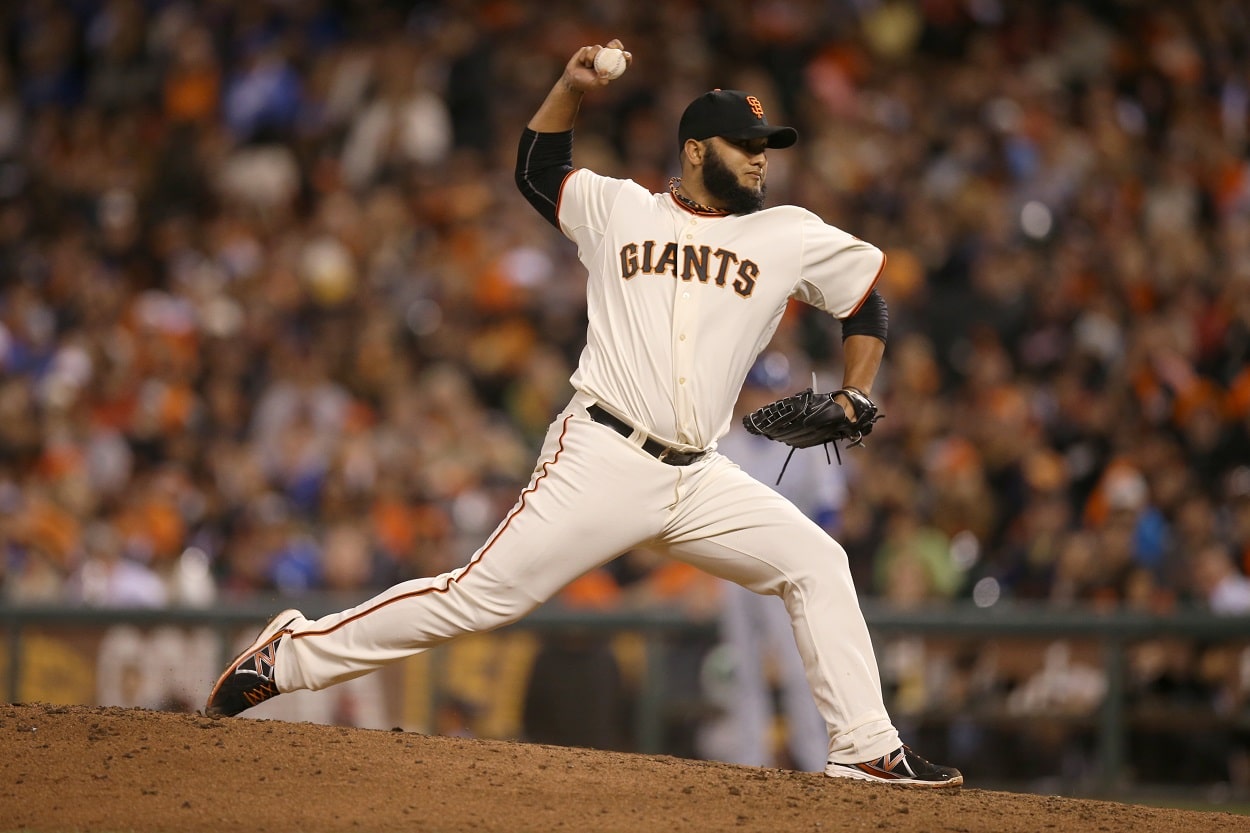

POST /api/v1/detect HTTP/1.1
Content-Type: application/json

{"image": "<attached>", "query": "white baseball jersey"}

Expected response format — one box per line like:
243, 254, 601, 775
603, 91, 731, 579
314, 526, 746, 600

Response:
559, 169, 884, 448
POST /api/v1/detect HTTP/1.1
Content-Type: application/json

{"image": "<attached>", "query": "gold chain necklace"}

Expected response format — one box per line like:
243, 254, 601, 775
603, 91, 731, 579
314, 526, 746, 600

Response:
668, 178, 729, 216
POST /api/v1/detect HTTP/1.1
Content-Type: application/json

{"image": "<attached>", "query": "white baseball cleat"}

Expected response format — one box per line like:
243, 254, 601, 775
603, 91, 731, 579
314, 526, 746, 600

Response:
826, 745, 963, 788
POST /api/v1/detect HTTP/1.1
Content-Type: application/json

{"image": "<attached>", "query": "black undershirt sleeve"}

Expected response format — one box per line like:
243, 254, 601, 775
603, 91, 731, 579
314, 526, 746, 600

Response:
840, 289, 889, 343
515, 128, 575, 229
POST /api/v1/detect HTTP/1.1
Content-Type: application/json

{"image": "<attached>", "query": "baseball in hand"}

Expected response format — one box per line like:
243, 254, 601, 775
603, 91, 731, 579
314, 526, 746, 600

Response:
594, 47, 627, 80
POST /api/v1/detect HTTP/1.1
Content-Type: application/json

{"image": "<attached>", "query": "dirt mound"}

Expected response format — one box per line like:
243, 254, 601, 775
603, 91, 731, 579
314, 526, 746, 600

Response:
0, 702, 1243, 833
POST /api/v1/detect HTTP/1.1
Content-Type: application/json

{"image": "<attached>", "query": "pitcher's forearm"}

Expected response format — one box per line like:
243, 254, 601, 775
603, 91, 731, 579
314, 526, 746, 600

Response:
840, 335, 885, 395
528, 77, 585, 133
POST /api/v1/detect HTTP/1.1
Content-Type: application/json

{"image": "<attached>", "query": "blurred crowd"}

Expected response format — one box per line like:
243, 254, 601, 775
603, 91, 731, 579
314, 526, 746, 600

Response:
1, 0, 1249, 633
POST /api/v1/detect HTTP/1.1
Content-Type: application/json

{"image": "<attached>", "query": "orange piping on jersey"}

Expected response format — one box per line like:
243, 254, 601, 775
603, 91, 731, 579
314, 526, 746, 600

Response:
554, 167, 580, 228
668, 192, 729, 217
291, 413, 576, 640
845, 250, 886, 317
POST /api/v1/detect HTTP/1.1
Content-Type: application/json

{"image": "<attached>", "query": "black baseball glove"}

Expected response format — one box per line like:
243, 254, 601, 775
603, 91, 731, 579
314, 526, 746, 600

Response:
742, 386, 881, 450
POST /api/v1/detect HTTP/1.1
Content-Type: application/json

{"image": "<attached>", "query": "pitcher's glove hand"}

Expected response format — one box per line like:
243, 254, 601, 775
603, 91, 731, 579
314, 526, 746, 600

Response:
742, 387, 881, 450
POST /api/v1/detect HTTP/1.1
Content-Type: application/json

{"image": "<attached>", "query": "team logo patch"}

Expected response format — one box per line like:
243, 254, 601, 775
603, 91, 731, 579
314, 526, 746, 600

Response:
746, 95, 764, 120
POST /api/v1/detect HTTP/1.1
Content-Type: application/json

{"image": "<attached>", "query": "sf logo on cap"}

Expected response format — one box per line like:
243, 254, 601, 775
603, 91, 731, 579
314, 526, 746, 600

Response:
746, 95, 764, 120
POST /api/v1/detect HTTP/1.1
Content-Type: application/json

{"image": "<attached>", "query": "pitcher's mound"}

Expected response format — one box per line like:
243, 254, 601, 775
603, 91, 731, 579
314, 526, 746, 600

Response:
1, 702, 1243, 833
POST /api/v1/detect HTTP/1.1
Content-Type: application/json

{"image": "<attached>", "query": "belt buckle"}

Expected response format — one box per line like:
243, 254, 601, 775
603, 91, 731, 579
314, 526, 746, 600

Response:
657, 446, 698, 466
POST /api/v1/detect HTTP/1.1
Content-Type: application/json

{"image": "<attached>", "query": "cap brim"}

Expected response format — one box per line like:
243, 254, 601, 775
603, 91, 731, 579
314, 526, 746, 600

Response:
723, 124, 799, 149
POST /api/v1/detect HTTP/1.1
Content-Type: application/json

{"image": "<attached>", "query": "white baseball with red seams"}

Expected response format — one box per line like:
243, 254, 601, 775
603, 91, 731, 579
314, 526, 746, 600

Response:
594, 46, 627, 80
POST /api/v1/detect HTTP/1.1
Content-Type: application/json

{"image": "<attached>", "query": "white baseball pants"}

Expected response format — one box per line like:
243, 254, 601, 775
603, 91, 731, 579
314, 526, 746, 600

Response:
711, 581, 831, 771
274, 392, 902, 763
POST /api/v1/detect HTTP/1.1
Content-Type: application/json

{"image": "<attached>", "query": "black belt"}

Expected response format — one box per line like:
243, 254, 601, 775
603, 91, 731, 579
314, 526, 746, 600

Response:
587, 404, 706, 466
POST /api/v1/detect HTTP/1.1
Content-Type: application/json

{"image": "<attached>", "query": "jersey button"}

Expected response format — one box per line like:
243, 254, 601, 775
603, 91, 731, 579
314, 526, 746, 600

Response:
682, 292, 690, 300
679, 334, 686, 341
679, 377, 686, 384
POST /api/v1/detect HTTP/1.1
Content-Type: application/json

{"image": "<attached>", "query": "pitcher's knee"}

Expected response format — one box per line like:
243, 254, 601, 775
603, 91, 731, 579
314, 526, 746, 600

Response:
779, 562, 857, 609
471, 594, 541, 631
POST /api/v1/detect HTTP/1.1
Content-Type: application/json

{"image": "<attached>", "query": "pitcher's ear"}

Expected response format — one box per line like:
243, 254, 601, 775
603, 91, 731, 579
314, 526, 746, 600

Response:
682, 138, 705, 166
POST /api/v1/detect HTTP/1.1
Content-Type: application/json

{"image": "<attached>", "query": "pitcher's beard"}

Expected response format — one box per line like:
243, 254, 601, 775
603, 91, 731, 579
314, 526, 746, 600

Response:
703, 146, 765, 215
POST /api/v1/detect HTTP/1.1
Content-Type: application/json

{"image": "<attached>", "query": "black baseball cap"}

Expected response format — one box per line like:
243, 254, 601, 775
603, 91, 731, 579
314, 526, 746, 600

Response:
678, 89, 798, 149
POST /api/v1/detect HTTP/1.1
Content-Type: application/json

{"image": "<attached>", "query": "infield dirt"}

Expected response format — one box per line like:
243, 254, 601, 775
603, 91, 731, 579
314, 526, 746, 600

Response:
1, 702, 1245, 833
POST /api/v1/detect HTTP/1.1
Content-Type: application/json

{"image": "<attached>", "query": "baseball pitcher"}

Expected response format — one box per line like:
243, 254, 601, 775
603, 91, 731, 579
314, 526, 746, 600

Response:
207, 38, 962, 788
